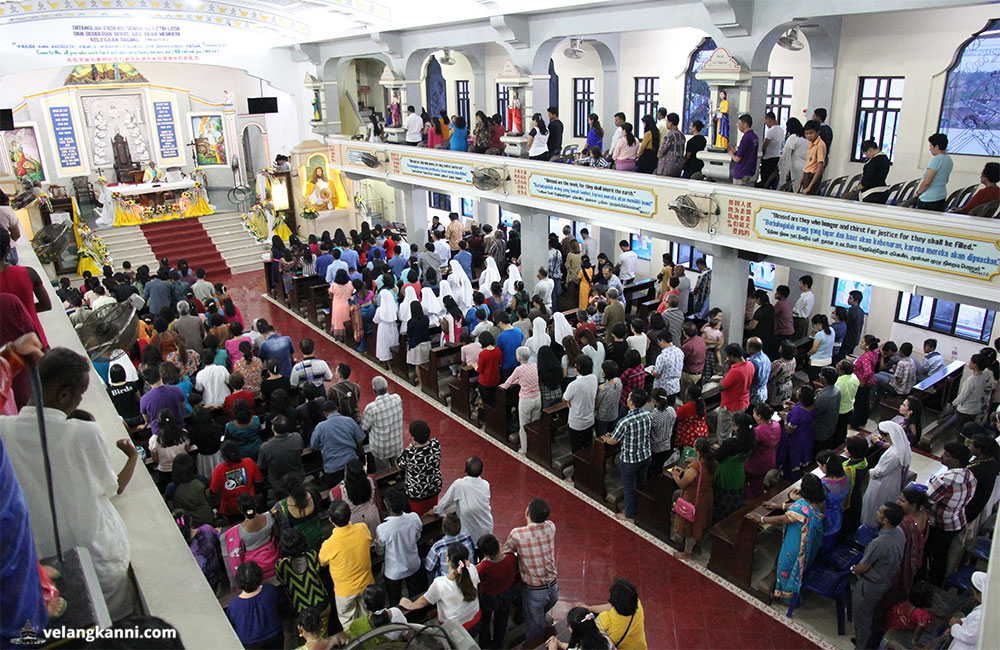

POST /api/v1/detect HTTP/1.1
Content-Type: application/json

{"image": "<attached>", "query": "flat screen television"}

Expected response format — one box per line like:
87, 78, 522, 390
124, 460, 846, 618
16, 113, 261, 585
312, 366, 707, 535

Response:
833, 278, 872, 313
0, 109, 13, 131
749, 262, 776, 291
631, 234, 652, 261
247, 97, 278, 114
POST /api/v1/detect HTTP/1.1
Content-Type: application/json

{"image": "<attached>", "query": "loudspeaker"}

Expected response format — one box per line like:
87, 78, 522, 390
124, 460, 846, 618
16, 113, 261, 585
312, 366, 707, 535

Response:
0, 109, 14, 131
247, 97, 278, 114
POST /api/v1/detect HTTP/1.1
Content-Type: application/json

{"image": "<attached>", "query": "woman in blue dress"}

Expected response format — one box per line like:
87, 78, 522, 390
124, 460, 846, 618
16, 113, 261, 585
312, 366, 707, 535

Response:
817, 450, 852, 548
758, 473, 826, 602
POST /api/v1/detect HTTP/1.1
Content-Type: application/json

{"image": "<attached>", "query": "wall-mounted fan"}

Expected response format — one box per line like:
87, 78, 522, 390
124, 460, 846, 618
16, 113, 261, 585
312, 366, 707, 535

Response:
777, 27, 805, 51
668, 194, 721, 228
30, 222, 71, 264
359, 152, 386, 169
75, 302, 139, 360
438, 49, 456, 65
564, 38, 585, 59
472, 167, 509, 192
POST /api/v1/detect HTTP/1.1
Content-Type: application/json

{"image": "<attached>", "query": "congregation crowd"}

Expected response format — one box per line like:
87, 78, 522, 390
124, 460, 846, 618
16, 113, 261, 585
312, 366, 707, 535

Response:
0, 196, 996, 650
373, 104, 999, 216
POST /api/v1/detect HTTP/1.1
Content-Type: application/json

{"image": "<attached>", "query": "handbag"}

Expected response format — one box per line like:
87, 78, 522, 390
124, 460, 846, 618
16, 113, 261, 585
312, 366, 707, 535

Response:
672, 461, 702, 523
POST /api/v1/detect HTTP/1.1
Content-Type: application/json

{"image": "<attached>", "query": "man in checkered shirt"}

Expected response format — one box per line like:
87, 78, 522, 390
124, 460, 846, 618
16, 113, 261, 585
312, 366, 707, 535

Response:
360, 376, 403, 471
504, 498, 557, 639
924, 442, 977, 586
602, 389, 653, 523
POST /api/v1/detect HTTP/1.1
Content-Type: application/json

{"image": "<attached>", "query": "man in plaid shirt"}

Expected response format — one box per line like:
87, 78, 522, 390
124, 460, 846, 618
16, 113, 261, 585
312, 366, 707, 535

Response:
874, 341, 918, 402
504, 498, 557, 639
924, 443, 977, 586
360, 376, 404, 470
602, 389, 652, 522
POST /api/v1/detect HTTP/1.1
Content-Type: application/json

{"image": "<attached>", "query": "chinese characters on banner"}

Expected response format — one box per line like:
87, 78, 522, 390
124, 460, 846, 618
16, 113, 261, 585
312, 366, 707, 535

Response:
727, 198, 752, 236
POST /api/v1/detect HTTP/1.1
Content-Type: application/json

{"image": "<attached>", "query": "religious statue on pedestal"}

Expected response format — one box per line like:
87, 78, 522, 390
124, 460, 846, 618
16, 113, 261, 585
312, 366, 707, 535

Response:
388, 92, 402, 128
507, 88, 523, 135
713, 89, 730, 149
312, 90, 322, 121
304, 166, 333, 210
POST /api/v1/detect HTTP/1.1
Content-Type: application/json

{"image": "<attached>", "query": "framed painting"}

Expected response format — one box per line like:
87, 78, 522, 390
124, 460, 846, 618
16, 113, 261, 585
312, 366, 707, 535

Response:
189, 114, 228, 166
2, 126, 46, 182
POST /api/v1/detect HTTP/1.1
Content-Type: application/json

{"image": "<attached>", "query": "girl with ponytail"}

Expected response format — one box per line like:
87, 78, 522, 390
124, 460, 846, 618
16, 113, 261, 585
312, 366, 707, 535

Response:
547, 606, 613, 649
400, 541, 481, 631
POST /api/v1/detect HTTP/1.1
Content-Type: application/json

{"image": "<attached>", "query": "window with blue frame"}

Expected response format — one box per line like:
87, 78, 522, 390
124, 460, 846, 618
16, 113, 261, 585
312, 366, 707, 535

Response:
428, 192, 451, 211
683, 37, 716, 132
937, 19, 1000, 157
496, 83, 509, 130
672, 243, 713, 270
896, 292, 995, 343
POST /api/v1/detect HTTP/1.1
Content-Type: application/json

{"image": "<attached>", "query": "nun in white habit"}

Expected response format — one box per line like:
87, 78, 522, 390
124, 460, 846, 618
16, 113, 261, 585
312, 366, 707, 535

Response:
397, 285, 419, 335
525, 317, 551, 363
373, 288, 399, 362
502, 263, 522, 303
552, 310, 574, 343
449, 260, 474, 313
479, 256, 501, 292
420, 287, 445, 321
861, 420, 912, 528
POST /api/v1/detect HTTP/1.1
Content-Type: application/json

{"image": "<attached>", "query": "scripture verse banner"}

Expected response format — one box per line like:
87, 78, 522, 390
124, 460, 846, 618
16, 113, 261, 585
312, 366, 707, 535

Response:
754, 206, 1000, 280
345, 148, 375, 167
527, 173, 656, 217
398, 156, 473, 184
153, 101, 179, 159
48, 106, 81, 168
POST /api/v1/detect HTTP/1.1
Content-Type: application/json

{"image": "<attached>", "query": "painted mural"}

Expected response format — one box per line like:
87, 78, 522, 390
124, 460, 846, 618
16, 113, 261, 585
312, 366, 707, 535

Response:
3, 127, 45, 182
64, 63, 148, 85
191, 115, 227, 165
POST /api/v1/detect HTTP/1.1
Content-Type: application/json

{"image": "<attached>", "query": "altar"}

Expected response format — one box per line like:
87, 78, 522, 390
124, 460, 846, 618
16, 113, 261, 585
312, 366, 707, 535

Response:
96, 177, 214, 227
109, 179, 195, 205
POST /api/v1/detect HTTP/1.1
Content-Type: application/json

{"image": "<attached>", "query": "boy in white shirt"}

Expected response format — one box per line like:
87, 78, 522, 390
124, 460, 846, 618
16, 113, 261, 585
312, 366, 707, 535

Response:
617, 240, 638, 284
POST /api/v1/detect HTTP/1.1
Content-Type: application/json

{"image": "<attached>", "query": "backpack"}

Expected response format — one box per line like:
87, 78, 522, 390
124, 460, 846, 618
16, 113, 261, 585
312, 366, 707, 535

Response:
222, 520, 279, 582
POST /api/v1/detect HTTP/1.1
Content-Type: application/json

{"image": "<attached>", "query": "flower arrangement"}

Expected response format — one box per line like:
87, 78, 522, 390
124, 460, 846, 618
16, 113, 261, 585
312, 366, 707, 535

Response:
258, 167, 276, 181
301, 206, 319, 220
77, 221, 113, 266
35, 192, 53, 212
240, 204, 268, 243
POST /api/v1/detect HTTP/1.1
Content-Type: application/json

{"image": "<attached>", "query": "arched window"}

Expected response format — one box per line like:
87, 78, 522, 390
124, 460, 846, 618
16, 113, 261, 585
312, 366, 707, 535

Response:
938, 19, 1000, 157
683, 37, 716, 132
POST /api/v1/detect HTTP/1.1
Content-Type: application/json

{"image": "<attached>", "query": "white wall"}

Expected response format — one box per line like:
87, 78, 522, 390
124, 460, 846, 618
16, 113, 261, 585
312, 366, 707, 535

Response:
767, 37, 812, 124
419, 50, 476, 119
550, 40, 604, 148
825, 4, 998, 189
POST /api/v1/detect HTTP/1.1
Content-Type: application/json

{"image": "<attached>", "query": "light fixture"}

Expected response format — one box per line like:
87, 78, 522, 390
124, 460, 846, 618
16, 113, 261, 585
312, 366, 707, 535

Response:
438, 49, 456, 65
777, 27, 804, 51
564, 38, 585, 59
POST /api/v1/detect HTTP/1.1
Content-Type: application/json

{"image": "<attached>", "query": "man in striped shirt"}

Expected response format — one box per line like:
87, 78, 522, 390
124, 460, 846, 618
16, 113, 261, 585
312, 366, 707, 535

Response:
504, 498, 557, 639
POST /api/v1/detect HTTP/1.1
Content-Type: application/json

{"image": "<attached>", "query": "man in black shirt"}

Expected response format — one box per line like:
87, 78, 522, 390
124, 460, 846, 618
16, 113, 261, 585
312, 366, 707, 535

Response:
546, 106, 563, 159
858, 140, 891, 203
839, 290, 866, 362
812, 107, 833, 161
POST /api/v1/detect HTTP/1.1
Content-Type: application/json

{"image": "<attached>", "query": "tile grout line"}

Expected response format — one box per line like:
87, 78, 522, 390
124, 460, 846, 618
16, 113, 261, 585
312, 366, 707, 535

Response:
262, 293, 840, 650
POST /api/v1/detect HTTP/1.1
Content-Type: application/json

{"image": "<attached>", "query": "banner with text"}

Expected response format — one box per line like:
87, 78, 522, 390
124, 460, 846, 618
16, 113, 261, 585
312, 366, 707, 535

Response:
345, 148, 376, 167
527, 173, 656, 217
153, 101, 179, 159
754, 207, 1000, 280
48, 106, 81, 168
398, 156, 473, 184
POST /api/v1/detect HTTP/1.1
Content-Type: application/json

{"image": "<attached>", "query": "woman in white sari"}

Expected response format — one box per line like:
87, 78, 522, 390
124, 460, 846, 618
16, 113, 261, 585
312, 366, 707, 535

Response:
397, 285, 419, 335
373, 288, 399, 365
479, 257, 501, 292
502, 263, 522, 303
525, 317, 551, 363
861, 420, 912, 527
449, 260, 474, 314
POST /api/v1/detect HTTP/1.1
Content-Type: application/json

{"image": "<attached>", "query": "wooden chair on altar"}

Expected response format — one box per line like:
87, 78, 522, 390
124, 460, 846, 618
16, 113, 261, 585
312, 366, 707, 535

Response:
112, 133, 141, 184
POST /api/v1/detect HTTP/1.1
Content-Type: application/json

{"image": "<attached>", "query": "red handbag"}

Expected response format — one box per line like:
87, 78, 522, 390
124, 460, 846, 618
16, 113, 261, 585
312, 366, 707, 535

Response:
672, 462, 702, 523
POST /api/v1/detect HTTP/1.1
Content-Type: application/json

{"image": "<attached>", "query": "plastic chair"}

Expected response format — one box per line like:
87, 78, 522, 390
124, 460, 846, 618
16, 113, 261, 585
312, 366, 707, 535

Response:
825, 175, 849, 197
943, 565, 975, 594
883, 182, 904, 205
786, 564, 853, 635
561, 144, 579, 158
843, 174, 862, 196
969, 199, 999, 218
895, 179, 921, 205
853, 524, 879, 549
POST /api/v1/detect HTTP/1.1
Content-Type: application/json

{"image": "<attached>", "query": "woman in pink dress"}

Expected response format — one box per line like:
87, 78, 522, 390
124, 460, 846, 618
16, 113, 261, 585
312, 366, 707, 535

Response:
328, 268, 354, 340
744, 402, 782, 499
0, 230, 50, 347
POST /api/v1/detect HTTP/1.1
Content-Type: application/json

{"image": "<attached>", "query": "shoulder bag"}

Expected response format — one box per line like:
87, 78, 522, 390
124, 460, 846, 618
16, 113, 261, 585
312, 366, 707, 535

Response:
672, 461, 702, 523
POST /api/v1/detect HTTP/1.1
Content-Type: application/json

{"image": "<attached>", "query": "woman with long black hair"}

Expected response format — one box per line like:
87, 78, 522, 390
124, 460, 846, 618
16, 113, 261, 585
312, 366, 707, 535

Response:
329, 458, 381, 537
637, 115, 661, 173
527, 113, 550, 161
612, 122, 639, 172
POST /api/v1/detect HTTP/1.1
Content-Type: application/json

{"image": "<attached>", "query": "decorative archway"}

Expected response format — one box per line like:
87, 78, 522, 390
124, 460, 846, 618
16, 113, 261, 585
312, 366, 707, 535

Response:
240, 123, 267, 183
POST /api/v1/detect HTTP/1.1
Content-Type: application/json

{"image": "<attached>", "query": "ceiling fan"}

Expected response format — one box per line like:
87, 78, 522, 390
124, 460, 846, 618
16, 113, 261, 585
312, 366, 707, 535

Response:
438, 49, 456, 65
564, 38, 585, 59
777, 27, 805, 51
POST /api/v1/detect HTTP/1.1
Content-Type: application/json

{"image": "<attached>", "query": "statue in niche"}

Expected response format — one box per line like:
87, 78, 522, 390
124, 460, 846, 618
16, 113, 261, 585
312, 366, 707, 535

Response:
388, 92, 401, 127
713, 89, 730, 149
507, 88, 523, 135
112, 131, 132, 167
304, 166, 333, 210
312, 90, 322, 121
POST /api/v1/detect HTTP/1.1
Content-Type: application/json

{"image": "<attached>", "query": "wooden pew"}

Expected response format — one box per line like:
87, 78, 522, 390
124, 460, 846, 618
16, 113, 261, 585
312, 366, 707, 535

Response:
793, 336, 813, 371
263, 261, 276, 299
448, 369, 475, 422
637, 297, 661, 321
305, 284, 331, 331
418, 344, 463, 404
572, 436, 619, 503
484, 385, 520, 448
524, 403, 569, 473
390, 333, 409, 381
706, 479, 792, 594
623, 279, 656, 314
635, 471, 678, 541
290, 275, 327, 318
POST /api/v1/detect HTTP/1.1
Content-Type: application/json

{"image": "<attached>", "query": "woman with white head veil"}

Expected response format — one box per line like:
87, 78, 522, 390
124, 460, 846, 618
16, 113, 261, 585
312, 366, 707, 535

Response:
479, 256, 501, 291
502, 263, 522, 303
860, 420, 912, 527
420, 286, 444, 321
448, 260, 473, 313
373, 288, 399, 365
397, 285, 419, 335
525, 317, 551, 363
552, 310, 574, 343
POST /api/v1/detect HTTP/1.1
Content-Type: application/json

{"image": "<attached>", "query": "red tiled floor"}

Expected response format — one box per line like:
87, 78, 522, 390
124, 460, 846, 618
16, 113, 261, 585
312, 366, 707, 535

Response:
224, 270, 823, 650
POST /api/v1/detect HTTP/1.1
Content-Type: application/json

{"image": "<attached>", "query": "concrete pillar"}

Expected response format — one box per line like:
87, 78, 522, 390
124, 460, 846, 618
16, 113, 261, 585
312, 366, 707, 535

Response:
395, 185, 428, 249
519, 210, 549, 294
599, 227, 617, 264
709, 247, 749, 347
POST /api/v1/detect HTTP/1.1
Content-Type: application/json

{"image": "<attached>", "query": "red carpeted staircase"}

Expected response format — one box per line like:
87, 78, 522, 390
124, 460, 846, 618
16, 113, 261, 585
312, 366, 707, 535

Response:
140, 218, 231, 282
